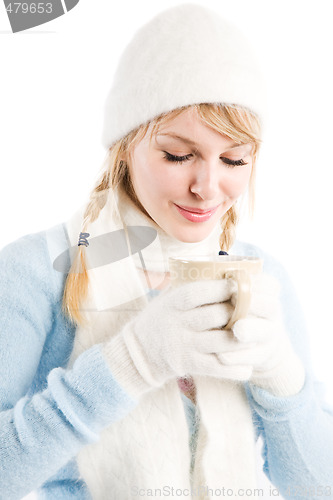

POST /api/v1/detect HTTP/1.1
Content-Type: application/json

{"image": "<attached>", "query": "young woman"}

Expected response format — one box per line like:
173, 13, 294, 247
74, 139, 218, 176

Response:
1, 4, 333, 499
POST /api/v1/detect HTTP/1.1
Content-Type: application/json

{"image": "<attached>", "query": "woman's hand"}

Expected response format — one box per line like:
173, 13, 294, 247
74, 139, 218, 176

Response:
218, 273, 306, 397
102, 278, 252, 399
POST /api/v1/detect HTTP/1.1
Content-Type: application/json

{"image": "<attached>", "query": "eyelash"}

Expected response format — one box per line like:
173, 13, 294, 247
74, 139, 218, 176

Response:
162, 152, 248, 167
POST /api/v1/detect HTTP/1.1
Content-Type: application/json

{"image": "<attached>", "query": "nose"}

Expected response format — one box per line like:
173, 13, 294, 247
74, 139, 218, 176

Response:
189, 159, 220, 201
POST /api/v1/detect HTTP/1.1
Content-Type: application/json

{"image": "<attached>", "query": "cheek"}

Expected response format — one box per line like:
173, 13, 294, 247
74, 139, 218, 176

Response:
148, 165, 186, 196
220, 168, 252, 198
132, 161, 185, 203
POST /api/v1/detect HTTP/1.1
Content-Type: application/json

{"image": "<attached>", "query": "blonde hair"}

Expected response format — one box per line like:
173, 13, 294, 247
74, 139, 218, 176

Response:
62, 103, 262, 327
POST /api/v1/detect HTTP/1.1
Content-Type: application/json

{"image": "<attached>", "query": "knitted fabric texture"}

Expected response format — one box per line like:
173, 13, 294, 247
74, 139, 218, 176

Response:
65, 187, 258, 497
101, 3, 267, 149
1, 224, 333, 498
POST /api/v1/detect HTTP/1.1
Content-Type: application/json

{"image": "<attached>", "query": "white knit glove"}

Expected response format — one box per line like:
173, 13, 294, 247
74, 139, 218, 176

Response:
102, 279, 252, 399
218, 273, 306, 397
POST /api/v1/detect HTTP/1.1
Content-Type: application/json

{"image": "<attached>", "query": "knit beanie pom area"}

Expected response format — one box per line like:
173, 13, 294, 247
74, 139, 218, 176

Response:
101, 3, 267, 150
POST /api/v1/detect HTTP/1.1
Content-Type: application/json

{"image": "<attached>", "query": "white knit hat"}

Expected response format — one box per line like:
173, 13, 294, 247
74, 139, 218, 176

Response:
101, 3, 267, 150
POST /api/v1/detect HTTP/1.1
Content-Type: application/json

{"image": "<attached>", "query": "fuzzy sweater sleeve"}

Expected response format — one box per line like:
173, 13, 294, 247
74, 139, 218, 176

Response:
232, 241, 333, 496
0, 233, 137, 500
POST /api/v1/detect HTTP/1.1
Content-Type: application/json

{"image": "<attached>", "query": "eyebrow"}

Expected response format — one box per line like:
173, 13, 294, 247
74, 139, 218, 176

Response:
156, 132, 249, 151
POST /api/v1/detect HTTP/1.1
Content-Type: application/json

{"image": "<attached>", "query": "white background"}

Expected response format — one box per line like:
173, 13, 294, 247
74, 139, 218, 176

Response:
1, 1, 333, 499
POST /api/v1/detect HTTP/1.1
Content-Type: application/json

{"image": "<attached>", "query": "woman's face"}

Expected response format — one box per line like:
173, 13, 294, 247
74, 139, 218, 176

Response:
128, 107, 254, 242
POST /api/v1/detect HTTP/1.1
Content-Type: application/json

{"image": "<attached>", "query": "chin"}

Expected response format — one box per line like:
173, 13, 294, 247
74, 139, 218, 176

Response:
168, 224, 216, 243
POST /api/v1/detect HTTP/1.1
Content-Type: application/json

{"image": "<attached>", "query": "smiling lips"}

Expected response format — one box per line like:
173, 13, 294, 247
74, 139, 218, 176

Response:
174, 203, 220, 222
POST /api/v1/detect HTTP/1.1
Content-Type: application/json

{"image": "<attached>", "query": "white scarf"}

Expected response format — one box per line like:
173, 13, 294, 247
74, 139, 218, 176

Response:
64, 187, 258, 499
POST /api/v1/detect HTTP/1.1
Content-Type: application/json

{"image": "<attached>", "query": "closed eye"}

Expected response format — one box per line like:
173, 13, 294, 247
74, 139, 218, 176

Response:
163, 151, 248, 167
221, 157, 248, 167
163, 152, 192, 164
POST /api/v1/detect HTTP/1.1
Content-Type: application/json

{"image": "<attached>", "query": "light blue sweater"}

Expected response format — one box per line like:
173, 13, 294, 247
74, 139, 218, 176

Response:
0, 223, 333, 500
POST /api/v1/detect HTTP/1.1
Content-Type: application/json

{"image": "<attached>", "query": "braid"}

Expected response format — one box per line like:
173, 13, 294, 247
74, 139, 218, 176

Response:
219, 205, 239, 253
61, 156, 115, 327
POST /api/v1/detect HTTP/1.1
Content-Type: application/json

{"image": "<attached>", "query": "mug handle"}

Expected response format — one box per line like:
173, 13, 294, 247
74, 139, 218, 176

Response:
223, 269, 251, 330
